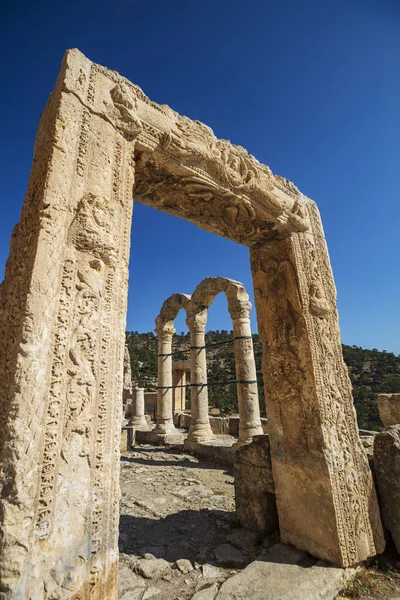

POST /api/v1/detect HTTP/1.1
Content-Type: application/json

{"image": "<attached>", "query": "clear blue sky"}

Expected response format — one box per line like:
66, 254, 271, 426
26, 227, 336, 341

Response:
1, 0, 399, 352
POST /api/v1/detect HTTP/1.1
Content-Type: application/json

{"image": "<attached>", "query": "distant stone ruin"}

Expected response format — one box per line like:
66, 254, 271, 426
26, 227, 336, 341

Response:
0, 49, 384, 598
151, 277, 262, 445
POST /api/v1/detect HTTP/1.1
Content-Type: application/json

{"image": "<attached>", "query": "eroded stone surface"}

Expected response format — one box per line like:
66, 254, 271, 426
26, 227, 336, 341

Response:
250, 220, 384, 566
374, 426, 400, 552
377, 394, 400, 427
234, 434, 278, 534
215, 544, 352, 600
0, 46, 382, 597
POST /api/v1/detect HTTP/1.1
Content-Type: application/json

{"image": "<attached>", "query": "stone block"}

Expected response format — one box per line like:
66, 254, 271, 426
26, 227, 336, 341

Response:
377, 394, 400, 427
374, 425, 400, 552
234, 435, 278, 534
191, 583, 220, 600
214, 543, 354, 600
136, 429, 186, 446
179, 412, 191, 430
184, 438, 235, 465
120, 426, 135, 451
136, 557, 170, 579
173, 411, 182, 427
209, 416, 230, 435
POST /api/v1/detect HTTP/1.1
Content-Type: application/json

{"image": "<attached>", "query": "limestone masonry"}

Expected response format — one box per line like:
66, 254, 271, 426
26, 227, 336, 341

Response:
0, 49, 384, 599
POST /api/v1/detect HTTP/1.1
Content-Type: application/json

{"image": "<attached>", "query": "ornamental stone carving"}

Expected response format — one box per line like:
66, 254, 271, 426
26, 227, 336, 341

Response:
0, 48, 383, 598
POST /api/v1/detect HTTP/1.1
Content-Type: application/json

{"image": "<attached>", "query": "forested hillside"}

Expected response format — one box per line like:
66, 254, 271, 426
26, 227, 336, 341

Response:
126, 330, 400, 431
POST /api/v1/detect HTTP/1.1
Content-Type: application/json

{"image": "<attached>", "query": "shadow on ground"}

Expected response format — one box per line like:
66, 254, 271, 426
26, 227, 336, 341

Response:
119, 509, 237, 563
120, 450, 232, 475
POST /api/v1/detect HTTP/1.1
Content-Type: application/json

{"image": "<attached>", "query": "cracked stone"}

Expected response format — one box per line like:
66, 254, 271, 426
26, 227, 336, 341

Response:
176, 559, 194, 573
202, 564, 223, 579
136, 558, 171, 579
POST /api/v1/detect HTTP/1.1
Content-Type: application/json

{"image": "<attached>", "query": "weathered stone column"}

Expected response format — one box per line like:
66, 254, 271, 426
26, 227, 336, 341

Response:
154, 325, 177, 433
229, 299, 263, 443
186, 307, 214, 442
130, 388, 149, 428
0, 49, 137, 598
250, 199, 384, 567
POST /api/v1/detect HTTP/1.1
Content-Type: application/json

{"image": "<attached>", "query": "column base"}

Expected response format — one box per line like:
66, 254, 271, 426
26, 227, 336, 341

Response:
153, 420, 177, 434
136, 428, 186, 446
187, 423, 215, 442
238, 424, 264, 444
130, 416, 151, 429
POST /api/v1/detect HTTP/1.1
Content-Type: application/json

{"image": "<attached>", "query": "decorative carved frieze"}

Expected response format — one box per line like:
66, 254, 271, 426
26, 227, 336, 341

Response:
0, 47, 383, 599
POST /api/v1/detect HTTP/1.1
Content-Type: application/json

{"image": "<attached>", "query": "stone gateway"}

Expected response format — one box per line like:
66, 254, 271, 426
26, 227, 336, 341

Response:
0, 49, 384, 599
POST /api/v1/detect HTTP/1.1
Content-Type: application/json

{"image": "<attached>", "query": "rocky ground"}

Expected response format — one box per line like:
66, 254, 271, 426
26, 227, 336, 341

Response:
118, 445, 400, 600
118, 445, 276, 600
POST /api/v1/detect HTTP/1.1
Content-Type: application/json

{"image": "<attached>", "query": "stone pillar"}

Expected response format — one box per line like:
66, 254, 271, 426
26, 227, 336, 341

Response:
186, 307, 214, 442
229, 299, 263, 443
374, 425, 400, 553
173, 368, 186, 411
0, 49, 136, 597
123, 344, 133, 418
130, 388, 149, 428
250, 200, 384, 567
154, 325, 177, 433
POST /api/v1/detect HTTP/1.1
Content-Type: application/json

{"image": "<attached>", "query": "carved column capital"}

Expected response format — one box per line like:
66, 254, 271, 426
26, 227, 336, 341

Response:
228, 299, 252, 322
155, 324, 176, 341
186, 306, 208, 334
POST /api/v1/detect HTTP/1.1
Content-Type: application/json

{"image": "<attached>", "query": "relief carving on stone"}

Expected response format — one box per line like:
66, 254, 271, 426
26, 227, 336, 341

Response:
0, 48, 384, 598
251, 200, 384, 565
81, 56, 311, 245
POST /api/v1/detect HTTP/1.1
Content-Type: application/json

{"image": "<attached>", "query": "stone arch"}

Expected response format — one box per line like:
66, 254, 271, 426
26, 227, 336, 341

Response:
190, 275, 247, 308
189, 277, 263, 442
156, 292, 192, 332
0, 48, 384, 598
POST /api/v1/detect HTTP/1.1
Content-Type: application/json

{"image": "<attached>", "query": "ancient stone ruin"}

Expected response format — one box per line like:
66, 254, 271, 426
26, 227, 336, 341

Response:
148, 277, 262, 445
0, 49, 385, 598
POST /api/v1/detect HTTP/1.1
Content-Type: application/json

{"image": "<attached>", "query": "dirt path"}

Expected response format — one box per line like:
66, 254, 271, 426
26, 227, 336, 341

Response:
118, 445, 265, 600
